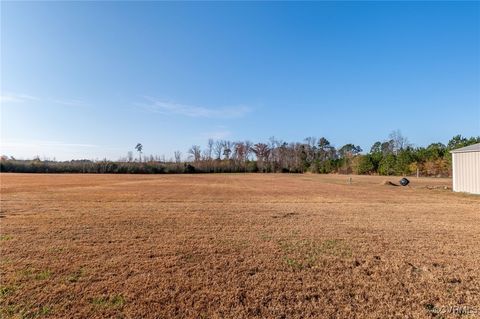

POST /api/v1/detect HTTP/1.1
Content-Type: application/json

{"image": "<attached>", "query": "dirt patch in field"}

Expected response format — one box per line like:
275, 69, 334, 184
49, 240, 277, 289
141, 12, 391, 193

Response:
381, 180, 399, 186
1, 173, 478, 318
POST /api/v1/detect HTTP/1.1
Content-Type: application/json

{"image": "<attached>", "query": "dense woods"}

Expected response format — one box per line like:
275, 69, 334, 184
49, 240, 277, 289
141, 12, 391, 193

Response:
1, 133, 478, 177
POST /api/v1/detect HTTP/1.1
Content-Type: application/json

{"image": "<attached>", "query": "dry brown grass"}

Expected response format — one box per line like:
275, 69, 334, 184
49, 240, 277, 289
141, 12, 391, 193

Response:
0, 173, 479, 318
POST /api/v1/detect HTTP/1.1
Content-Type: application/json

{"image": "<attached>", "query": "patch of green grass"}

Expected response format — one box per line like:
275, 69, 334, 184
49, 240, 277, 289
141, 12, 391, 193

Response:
198, 312, 209, 319
66, 273, 80, 283
285, 258, 303, 270
279, 238, 352, 270
66, 268, 86, 283
0, 234, 12, 241
91, 296, 109, 307
35, 270, 51, 280
19, 268, 52, 281
320, 239, 352, 257
111, 295, 125, 308
19, 267, 34, 279
1, 304, 24, 317
297, 239, 352, 258
0, 285, 16, 298
259, 233, 273, 241
0, 303, 48, 319
91, 294, 125, 309
37, 305, 52, 316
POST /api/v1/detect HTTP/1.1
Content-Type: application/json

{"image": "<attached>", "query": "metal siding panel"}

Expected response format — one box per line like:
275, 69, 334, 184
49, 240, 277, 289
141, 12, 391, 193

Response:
475, 152, 480, 194
455, 154, 457, 191
453, 152, 480, 194
473, 152, 478, 194
471, 152, 479, 194
464, 153, 468, 192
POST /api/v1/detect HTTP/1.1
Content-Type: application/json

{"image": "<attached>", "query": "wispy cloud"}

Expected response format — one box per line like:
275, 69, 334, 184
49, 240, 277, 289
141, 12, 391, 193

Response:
0, 139, 126, 160
200, 129, 232, 140
0, 93, 40, 103
1, 139, 99, 149
1, 92, 88, 107
139, 97, 251, 119
49, 98, 89, 108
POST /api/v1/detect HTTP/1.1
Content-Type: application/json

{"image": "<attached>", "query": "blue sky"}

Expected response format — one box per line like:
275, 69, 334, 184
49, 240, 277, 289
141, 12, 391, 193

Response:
1, 1, 479, 160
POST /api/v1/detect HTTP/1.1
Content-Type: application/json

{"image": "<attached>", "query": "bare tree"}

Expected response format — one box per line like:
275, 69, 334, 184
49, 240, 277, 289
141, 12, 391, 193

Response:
277, 142, 290, 171
233, 141, 249, 170
304, 137, 317, 149
268, 136, 278, 169
206, 139, 214, 160
174, 151, 182, 163
389, 129, 410, 154
251, 143, 271, 172
304, 137, 317, 162
214, 140, 223, 159
233, 142, 245, 162
244, 140, 253, 162
201, 149, 210, 161
173, 151, 182, 170
188, 145, 201, 162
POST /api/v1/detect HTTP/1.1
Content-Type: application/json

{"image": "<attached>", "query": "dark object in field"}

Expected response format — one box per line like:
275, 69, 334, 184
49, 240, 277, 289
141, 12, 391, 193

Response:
399, 178, 410, 186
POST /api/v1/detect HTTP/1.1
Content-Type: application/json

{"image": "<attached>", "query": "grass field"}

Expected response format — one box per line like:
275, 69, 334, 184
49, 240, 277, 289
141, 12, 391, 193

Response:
1, 173, 479, 318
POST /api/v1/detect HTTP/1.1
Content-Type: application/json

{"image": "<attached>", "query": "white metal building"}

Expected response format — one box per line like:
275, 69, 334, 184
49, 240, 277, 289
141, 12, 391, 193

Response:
451, 143, 480, 194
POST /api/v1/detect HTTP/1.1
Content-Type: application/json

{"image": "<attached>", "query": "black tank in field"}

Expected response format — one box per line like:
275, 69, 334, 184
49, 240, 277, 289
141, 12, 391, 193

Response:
399, 178, 410, 186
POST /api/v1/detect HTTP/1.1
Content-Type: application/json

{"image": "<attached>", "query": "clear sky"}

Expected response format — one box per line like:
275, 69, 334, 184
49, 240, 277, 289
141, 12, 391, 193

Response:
1, 1, 479, 160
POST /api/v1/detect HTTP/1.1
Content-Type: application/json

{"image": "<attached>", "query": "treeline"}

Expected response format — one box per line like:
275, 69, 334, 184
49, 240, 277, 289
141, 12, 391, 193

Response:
0, 159, 190, 174
1, 133, 478, 176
